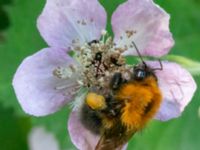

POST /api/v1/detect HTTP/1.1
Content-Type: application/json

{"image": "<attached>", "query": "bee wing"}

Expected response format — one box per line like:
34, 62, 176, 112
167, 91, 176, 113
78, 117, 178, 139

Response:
95, 130, 135, 150
95, 134, 124, 150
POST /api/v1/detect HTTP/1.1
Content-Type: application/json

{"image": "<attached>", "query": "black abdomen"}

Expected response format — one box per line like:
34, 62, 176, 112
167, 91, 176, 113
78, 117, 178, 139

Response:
80, 104, 102, 135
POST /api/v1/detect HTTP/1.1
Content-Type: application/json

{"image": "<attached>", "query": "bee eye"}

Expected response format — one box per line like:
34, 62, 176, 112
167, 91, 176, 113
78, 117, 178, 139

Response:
134, 70, 146, 80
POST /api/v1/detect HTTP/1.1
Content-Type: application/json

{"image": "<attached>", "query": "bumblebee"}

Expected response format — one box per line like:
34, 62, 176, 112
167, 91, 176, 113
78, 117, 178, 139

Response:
80, 43, 163, 150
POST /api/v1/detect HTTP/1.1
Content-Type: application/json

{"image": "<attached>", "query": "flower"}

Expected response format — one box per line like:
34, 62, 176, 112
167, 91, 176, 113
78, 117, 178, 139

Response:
29, 127, 60, 150
13, 0, 197, 149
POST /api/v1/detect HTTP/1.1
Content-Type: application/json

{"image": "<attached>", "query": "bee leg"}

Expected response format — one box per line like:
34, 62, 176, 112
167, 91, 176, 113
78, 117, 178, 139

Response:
101, 95, 124, 118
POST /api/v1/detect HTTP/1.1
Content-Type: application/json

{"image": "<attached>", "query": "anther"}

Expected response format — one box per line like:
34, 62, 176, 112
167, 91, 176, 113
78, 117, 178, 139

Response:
53, 66, 73, 79
101, 29, 107, 36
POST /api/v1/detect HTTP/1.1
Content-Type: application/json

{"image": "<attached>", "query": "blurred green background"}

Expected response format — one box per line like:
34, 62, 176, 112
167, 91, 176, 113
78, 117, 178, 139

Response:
0, 0, 199, 150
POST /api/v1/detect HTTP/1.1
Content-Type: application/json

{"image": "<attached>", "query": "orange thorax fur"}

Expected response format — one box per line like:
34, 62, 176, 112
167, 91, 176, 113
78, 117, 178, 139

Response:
115, 76, 162, 130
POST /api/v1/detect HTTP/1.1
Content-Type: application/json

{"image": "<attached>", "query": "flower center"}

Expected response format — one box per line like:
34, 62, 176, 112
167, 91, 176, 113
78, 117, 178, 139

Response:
53, 31, 132, 92
73, 31, 131, 90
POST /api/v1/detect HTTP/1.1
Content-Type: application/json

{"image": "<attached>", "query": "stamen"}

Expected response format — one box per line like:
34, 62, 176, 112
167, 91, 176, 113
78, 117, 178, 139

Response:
55, 84, 71, 90
70, 87, 88, 111
77, 80, 84, 86
53, 65, 76, 79
101, 29, 107, 36
55, 82, 78, 90
125, 30, 137, 38
70, 30, 131, 89
101, 29, 108, 43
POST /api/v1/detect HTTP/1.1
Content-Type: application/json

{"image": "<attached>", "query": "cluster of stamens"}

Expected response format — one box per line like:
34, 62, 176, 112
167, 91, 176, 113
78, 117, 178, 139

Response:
53, 31, 132, 92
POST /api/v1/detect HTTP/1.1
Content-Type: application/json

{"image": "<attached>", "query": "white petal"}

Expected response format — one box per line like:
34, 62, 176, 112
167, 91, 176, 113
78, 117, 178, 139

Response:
13, 48, 78, 116
112, 0, 174, 57
68, 111, 99, 150
68, 111, 128, 150
37, 0, 107, 49
147, 61, 197, 121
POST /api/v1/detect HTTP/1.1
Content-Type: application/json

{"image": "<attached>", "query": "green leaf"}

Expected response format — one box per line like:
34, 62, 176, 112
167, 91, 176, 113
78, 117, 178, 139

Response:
0, 104, 31, 150
0, 0, 46, 114
100, 0, 126, 35
0, 0, 200, 150
155, 0, 200, 59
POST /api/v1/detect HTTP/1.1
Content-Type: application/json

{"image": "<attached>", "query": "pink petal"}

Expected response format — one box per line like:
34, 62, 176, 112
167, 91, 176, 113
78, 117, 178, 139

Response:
146, 61, 197, 121
37, 0, 107, 49
13, 48, 78, 116
68, 111, 99, 150
68, 111, 128, 150
112, 0, 174, 57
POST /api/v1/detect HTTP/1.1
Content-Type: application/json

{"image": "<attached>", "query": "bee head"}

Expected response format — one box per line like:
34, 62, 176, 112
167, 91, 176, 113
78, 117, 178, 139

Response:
133, 63, 155, 81
131, 41, 162, 81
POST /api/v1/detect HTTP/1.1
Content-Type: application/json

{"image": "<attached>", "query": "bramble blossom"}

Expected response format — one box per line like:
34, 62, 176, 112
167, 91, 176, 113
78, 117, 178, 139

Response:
13, 0, 196, 149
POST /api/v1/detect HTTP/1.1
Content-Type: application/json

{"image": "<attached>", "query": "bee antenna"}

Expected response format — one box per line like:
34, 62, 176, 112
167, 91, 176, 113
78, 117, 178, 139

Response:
152, 59, 163, 71
132, 41, 146, 66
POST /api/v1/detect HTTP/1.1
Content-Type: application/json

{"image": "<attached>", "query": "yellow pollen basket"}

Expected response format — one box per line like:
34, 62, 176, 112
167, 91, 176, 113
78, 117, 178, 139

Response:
86, 92, 106, 110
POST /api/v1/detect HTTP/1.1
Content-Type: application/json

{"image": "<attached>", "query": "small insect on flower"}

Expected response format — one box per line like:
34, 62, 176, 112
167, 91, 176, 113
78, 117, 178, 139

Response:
80, 43, 163, 150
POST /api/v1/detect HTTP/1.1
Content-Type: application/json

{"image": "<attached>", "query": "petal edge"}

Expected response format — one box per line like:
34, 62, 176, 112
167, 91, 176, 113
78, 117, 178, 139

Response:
112, 0, 174, 57
37, 0, 107, 49
147, 61, 197, 121
13, 48, 78, 116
